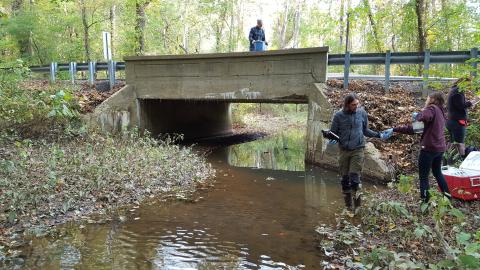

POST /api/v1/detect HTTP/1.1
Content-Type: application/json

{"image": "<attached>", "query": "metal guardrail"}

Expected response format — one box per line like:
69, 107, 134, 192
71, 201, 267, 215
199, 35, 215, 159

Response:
26, 48, 478, 92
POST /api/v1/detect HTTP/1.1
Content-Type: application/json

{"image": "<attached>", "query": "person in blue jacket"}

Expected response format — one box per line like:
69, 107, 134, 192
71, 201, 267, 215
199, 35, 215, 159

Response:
329, 93, 391, 210
249, 19, 267, 51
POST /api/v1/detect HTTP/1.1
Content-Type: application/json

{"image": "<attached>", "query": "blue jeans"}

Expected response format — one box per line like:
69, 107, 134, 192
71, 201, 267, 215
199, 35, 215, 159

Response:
418, 150, 450, 202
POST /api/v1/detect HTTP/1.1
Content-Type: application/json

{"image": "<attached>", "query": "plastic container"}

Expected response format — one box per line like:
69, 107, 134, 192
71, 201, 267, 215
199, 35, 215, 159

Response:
253, 41, 266, 51
412, 120, 424, 134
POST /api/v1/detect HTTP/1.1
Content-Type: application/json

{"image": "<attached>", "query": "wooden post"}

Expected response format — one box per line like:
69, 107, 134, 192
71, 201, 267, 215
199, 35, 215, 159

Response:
88, 61, 96, 86
344, 51, 351, 90
471, 47, 478, 78
422, 49, 430, 97
385, 50, 391, 92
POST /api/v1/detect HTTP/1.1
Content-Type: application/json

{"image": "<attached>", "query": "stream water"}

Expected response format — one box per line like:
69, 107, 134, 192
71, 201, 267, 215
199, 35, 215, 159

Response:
17, 130, 377, 269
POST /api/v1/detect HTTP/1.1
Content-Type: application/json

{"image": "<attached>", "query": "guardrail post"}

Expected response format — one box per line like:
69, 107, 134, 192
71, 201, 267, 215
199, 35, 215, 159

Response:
385, 50, 391, 92
49, 62, 57, 83
88, 61, 96, 86
344, 51, 350, 90
471, 48, 478, 77
108, 60, 116, 90
422, 49, 430, 97
69, 62, 77, 84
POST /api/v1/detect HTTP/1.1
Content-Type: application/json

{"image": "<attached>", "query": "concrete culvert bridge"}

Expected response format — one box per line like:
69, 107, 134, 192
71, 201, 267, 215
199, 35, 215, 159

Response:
94, 47, 390, 181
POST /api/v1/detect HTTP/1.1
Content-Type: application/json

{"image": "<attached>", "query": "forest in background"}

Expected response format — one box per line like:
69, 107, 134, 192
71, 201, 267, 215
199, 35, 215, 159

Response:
0, 0, 479, 76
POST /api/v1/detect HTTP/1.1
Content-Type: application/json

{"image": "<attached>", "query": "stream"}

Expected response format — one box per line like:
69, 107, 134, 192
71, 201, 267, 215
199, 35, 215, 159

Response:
16, 130, 377, 269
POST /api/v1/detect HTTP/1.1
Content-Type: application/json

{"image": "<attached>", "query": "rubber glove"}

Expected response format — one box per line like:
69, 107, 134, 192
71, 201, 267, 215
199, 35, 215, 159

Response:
380, 128, 393, 140
412, 112, 419, 121
327, 139, 338, 145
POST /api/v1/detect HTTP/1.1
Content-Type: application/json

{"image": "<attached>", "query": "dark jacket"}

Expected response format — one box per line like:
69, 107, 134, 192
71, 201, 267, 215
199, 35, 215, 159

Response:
330, 107, 380, 151
393, 104, 447, 152
248, 26, 265, 50
447, 85, 472, 121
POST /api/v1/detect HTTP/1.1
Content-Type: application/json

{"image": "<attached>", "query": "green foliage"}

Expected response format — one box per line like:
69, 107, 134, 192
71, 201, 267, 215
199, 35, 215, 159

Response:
0, 66, 80, 138
465, 121, 480, 147
397, 174, 414, 194
361, 248, 424, 269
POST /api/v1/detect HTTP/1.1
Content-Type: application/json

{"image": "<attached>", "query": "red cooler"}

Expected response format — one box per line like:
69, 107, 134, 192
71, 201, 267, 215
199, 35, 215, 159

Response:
442, 151, 480, 201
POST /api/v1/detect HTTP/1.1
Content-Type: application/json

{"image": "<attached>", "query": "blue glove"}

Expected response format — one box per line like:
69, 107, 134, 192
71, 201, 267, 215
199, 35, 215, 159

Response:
379, 128, 393, 140
412, 112, 419, 121
327, 139, 338, 145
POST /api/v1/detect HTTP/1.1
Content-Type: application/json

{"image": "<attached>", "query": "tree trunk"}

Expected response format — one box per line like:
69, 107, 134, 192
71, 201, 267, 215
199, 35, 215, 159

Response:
364, 0, 383, 52
415, 0, 426, 53
11, 0, 23, 15
182, 0, 190, 53
339, 0, 345, 49
80, 0, 91, 61
135, 0, 150, 55
110, 4, 116, 56
440, 0, 452, 50
415, 0, 427, 75
292, 0, 304, 48
279, 0, 289, 49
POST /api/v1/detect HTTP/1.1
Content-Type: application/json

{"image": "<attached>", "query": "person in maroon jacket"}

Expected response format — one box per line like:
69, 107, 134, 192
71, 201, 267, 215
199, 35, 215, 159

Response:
387, 92, 450, 203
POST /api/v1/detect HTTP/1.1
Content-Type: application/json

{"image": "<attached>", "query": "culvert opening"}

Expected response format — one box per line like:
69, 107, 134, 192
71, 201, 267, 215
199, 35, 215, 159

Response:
138, 99, 233, 140
137, 99, 310, 146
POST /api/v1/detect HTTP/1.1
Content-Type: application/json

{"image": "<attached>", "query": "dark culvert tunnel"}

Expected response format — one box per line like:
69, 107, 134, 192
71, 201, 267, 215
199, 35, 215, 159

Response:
138, 99, 233, 140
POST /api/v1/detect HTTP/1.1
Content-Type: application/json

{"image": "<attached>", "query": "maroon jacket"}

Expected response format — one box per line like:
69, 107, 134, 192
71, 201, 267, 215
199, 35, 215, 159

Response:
393, 105, 447, 152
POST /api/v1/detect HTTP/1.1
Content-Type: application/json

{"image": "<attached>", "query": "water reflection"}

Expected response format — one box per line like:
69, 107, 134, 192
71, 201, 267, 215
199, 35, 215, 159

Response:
228, 130, 305, 171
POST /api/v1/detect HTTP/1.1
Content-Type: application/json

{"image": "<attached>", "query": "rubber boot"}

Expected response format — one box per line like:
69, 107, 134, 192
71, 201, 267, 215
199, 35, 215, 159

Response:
350, 173, 362, 211
353, 191, 362, 209
343, 192, 353, 210
341, 175, 353, 210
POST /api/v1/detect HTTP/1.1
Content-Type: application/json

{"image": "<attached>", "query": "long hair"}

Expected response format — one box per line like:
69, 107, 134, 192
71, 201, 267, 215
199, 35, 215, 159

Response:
428, 91, 446, 109
343, 93, 359, 110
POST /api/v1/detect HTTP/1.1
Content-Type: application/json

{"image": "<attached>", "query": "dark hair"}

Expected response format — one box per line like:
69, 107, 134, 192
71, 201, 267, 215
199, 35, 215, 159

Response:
428, 92, 445, 108
343, 93, 359, 110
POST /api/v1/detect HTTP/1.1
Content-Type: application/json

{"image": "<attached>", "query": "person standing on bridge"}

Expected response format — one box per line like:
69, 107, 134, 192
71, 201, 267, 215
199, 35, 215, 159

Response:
248, 19, 268, 51
329, 93, 390, 210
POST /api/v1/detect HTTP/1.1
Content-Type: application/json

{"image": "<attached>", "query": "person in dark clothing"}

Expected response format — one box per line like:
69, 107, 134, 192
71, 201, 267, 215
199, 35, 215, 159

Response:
447, 77, 480, 157
248, 19, 267, 51
387, 92, 450, 203
330, 93, 390, 210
